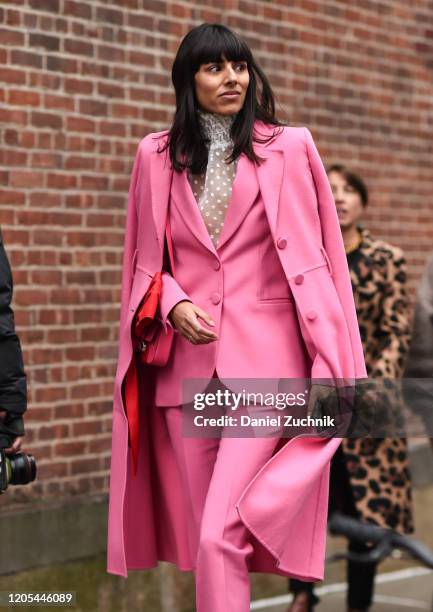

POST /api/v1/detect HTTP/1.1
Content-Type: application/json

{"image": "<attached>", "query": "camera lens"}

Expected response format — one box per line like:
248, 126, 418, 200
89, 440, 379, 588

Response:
9, 453, 37, 485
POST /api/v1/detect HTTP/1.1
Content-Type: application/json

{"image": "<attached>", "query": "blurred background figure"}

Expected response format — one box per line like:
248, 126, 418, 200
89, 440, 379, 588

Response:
287, 165, 414, 612
0, 227, 27, 455
403, 252, 433, 451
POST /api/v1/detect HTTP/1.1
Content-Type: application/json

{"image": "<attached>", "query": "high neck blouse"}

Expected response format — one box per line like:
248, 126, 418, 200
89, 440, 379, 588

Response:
187, 109, 239, 247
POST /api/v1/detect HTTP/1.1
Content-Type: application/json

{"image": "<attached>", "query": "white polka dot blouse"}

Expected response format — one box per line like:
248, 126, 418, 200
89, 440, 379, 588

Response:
188, 109, 239, 247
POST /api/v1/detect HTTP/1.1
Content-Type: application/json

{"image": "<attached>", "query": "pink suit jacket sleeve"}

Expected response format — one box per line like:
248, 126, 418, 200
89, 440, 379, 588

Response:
159, 272, 192, 331
303, 127, 367, 380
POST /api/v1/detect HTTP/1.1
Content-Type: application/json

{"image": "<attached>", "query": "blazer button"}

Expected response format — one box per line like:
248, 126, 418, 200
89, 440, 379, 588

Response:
306, 309, 317, 321
211, 292, 221, 305
277, 237, 287, 249
294, 274, 304, 285
212, 260, 221, 271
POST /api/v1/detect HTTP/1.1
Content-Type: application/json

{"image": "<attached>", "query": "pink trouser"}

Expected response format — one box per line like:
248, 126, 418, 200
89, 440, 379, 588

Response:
164, 405, 281, 612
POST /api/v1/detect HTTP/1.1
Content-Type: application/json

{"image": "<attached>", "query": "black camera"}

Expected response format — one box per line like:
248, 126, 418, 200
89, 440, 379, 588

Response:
0, 450, 36, 493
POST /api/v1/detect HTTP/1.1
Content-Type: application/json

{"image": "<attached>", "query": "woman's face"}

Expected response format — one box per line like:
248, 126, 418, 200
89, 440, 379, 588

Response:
328, 170, 364, 229
194, 55, 249, 116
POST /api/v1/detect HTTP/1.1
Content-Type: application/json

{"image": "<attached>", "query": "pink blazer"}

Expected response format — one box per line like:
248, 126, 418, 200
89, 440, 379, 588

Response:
107, 121, 367, 581
153, 148, 314, 405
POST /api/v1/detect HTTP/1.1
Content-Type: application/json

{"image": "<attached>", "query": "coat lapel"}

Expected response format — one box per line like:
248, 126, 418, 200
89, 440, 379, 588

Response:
150, 147, 173, 248
254, 145, 285, 238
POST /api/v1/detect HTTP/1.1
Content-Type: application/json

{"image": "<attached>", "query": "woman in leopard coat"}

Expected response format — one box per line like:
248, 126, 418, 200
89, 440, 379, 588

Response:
288, 165, 414, 612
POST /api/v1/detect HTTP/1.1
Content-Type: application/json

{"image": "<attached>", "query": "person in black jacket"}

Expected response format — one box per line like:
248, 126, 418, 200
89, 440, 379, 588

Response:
0, 227, 27, 453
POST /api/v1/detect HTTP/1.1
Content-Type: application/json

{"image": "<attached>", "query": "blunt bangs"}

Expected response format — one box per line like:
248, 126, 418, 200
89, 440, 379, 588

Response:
189, 25, 252, 73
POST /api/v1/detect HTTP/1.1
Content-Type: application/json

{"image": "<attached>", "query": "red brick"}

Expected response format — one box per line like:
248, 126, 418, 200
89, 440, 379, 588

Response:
46, 55, 78, 73
72, 420, 103, 436
0, 189, 25, 205
14, 289, 49, 307
55, 440, 87, 456
0, 67, 26, 85
78, 98, 108, 116
10, 49, 43, 68
32, 229, 64, 246
97, 45, 125, 63
81, 61, 110, 78
54, 404, 85, 420
0, 149, 27, 165
65, 345, 96, 361
63, 0, 92, 19
0, 27, 25, 45
97, 83, 124, 100
29, 151, 60, 168
46, 173, 78, 189
49, 287, 81, 304
37, 462, 68, 479
29, 32, 59, 51
70, 456, 103, 475
64, 39, 94, 56
64, 77, 93, 95
29, 0, 60, 11
66, 116, 96, 133
28, 191, 61, 208
88, 436, 111, 453
43, 93, 75, 111
64, 155, 96, 171
29, 71, 61, 91
4, 9, 21, 25
0, 208, 14, 224
31, 111, 62, 129
0, 107, 27, 125
95, 6, 123, 25
38, 424, 69, 441
34, 386, 67, 403
10, 170, 44, 188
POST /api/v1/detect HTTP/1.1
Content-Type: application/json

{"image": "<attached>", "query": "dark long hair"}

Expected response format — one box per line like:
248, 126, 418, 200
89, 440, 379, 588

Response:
158, 23, 287, 173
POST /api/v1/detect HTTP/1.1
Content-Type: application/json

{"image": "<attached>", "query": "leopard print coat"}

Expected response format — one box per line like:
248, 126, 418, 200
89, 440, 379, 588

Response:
339, 227, 414, 535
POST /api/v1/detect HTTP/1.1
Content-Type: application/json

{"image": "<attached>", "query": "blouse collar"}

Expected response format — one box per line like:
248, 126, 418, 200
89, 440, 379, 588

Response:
197, 108, 237, 148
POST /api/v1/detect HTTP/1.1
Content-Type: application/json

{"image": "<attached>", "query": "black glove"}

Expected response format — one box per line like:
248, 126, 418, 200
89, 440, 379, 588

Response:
0, 411, 25, 450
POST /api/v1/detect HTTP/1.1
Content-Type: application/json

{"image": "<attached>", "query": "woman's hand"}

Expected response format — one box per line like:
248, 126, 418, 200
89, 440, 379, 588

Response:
169, 301, 219, 344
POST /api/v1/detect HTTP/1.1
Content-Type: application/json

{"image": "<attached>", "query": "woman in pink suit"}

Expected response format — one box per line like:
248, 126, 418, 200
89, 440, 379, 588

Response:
107, 23, 367, 612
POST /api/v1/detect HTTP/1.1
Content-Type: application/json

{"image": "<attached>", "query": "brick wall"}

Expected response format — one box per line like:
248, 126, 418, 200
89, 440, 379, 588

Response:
1, 0, 432, 506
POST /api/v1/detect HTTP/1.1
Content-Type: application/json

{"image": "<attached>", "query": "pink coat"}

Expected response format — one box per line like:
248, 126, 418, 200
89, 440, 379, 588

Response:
107, 121, 367, 581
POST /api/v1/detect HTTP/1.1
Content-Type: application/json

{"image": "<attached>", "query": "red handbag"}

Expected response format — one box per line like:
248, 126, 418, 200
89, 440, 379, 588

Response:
124, 216, 176, 475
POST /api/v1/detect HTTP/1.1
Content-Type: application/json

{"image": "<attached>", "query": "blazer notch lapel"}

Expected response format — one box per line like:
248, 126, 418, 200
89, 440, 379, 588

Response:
171, 168, 217, 256
216, 154, 260, 250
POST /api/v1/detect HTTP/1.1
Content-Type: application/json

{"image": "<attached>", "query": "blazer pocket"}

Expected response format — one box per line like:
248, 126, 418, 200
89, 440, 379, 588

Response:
257, 297, 295, 306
